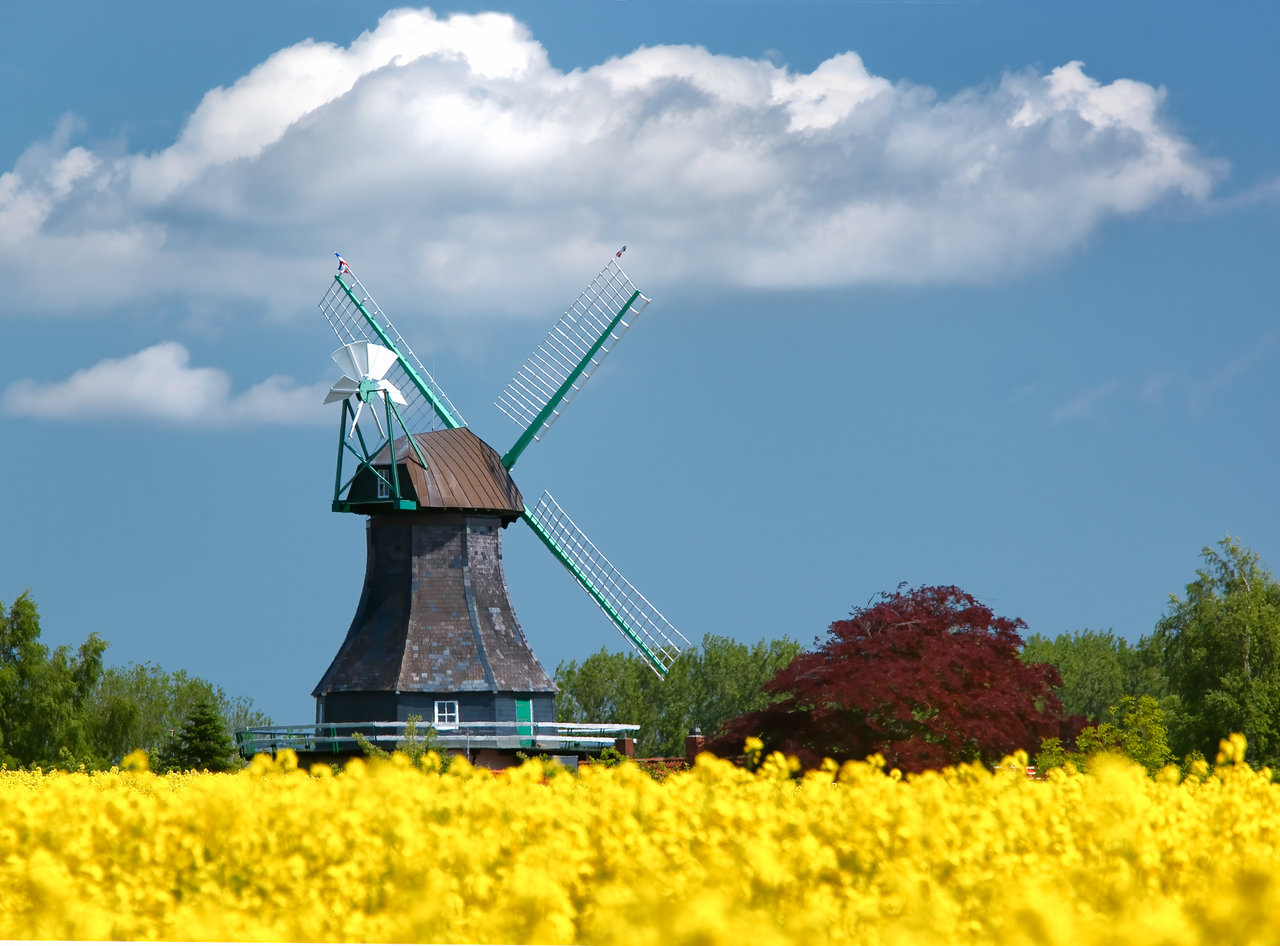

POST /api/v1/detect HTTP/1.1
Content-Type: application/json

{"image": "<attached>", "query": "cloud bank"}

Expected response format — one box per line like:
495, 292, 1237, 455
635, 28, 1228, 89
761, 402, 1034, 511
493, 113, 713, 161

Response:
1, 342, 329, 426
0, 7, 1218, 320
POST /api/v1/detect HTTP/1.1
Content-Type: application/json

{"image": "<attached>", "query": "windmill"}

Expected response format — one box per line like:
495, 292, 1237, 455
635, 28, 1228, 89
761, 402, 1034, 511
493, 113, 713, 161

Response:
312, 250, 688, 743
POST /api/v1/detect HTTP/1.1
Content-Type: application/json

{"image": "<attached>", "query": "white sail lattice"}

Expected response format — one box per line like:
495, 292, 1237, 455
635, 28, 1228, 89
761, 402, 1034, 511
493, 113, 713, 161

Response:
496, 258, 649, 442
530, 490, 688, 675
319, 270, 465, 433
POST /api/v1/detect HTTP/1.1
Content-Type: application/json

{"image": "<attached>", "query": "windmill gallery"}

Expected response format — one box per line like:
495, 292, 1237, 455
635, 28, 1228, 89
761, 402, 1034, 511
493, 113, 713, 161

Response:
237, 253, 687, 767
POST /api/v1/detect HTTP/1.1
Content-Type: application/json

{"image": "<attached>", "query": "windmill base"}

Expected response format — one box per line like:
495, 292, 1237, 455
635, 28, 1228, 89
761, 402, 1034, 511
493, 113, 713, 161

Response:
312, 510, 559, 728
235, 719, 638, 771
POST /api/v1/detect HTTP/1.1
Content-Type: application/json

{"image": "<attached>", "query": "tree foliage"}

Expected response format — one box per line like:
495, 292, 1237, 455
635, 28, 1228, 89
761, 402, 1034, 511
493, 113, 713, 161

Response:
712, 585, 1070, 773
88, 662, 271, 765
0, 591, 107, 768
1149, 536, 1280, 767
555, 633, 803, 758
1, 589, 270, 769
353, 714, 453, 771
1036, 695, 1173, 776
1021, 628, 1167, 721
153, 696, 239, 773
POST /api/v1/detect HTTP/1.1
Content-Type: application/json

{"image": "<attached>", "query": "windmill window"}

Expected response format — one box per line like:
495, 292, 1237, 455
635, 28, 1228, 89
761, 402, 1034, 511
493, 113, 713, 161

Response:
434, 700, 459, 725
376, 468, 391, 499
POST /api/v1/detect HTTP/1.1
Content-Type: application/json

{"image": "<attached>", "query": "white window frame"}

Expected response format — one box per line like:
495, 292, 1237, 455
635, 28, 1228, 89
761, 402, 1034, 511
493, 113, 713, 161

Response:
376, 467, 391, 499
434, 700, 459, 725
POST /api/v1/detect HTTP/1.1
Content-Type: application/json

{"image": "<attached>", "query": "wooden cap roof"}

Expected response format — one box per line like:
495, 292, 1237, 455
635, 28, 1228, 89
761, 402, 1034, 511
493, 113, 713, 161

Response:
372, 428, 523, 519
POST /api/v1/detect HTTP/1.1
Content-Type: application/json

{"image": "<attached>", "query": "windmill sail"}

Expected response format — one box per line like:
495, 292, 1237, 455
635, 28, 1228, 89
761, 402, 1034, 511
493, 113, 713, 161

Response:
496, 258, 650, 469
524, 490, 688, 677
320, 267, 465, 432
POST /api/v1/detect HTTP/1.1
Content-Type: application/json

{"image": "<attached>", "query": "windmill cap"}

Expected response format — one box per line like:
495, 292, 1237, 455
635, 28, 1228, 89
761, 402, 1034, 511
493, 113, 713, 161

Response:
359, 427, 523, 519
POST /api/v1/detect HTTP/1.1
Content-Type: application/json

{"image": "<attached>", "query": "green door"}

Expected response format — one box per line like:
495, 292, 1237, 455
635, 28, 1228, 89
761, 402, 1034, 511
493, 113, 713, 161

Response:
515, 699, 534, 748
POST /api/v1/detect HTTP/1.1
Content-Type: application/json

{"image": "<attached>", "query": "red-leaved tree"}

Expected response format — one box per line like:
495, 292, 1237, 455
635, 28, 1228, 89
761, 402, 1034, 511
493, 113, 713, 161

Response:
710, 585, 1074, 773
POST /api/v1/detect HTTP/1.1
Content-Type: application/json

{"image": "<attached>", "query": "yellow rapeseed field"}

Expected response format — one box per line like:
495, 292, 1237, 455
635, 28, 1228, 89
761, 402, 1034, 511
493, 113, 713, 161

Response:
2, 737, 1278, 944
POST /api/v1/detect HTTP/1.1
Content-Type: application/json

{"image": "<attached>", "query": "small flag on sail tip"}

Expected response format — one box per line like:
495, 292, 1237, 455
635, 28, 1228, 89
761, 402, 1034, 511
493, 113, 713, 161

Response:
615, 245, 627, 258
335, 253, 351, 274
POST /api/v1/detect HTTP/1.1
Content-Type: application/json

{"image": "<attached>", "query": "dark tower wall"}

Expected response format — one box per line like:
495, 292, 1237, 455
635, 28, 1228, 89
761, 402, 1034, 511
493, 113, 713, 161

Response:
314, 511, 556, 725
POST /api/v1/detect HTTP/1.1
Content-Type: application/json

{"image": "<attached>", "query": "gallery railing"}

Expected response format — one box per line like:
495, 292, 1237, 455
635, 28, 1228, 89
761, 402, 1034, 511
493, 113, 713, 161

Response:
235, 720, 639, 758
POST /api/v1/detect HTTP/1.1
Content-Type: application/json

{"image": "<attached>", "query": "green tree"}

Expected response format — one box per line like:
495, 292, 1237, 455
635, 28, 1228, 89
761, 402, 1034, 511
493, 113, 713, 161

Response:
154, 696, 238, 772
556, 634, 802, 758
1149, 536, 1280, 767
353, 715, 453, 771
0, 591, 107, 768
1036, 695, 1173, 776
88, 662, 272, 765
0, 591, 270, 769
1022, 629, 1167, 721
1105, 695, 1174, 775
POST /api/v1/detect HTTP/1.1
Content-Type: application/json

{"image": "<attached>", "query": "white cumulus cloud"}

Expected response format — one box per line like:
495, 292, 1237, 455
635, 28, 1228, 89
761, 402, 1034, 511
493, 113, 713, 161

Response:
1, 342, 329, 426
0, 7, 1221, 322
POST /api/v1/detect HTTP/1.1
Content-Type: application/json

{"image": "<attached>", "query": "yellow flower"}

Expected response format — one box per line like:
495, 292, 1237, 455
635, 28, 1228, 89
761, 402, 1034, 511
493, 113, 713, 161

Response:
1216, 733, 1248, 766
3, 735, 1280, 943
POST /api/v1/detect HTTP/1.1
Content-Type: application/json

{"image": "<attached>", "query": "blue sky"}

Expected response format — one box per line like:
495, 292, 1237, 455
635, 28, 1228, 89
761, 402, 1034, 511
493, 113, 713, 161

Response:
3, 1, 1276, 724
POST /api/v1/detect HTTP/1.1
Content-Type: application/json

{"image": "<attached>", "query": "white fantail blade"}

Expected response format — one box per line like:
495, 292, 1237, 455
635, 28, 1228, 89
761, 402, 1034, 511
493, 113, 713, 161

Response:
319, 273, 467, 431
324, 375, 361, 404
330, 340, 399, 384
365, 344, 398, 382
324, 374, 405, 407
349, 400, 365, 439
377, 378, 408, 405
331, 341, 369, 380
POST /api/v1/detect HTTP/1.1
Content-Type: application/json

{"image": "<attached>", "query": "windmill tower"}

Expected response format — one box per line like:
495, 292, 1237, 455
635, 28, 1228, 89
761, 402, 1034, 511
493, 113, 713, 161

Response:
312, 252, 688, 746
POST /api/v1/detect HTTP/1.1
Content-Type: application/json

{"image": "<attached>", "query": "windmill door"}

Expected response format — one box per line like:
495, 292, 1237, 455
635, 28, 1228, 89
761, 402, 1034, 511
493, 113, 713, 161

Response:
515, 699, 534, 748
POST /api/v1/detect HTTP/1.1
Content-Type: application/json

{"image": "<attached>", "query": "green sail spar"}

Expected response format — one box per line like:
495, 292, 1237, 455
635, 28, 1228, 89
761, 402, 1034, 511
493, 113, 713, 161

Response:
495, 257, 648, 471
524, 491, 687, 677
319, 268, 465, 433
494, 255, 687, 676
317, 252, 687, 678
318, 262, 463, 512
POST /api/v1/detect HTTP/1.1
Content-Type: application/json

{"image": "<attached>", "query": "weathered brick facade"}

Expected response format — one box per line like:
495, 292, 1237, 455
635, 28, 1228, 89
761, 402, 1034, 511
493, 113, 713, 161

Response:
315, 428, 557, 726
